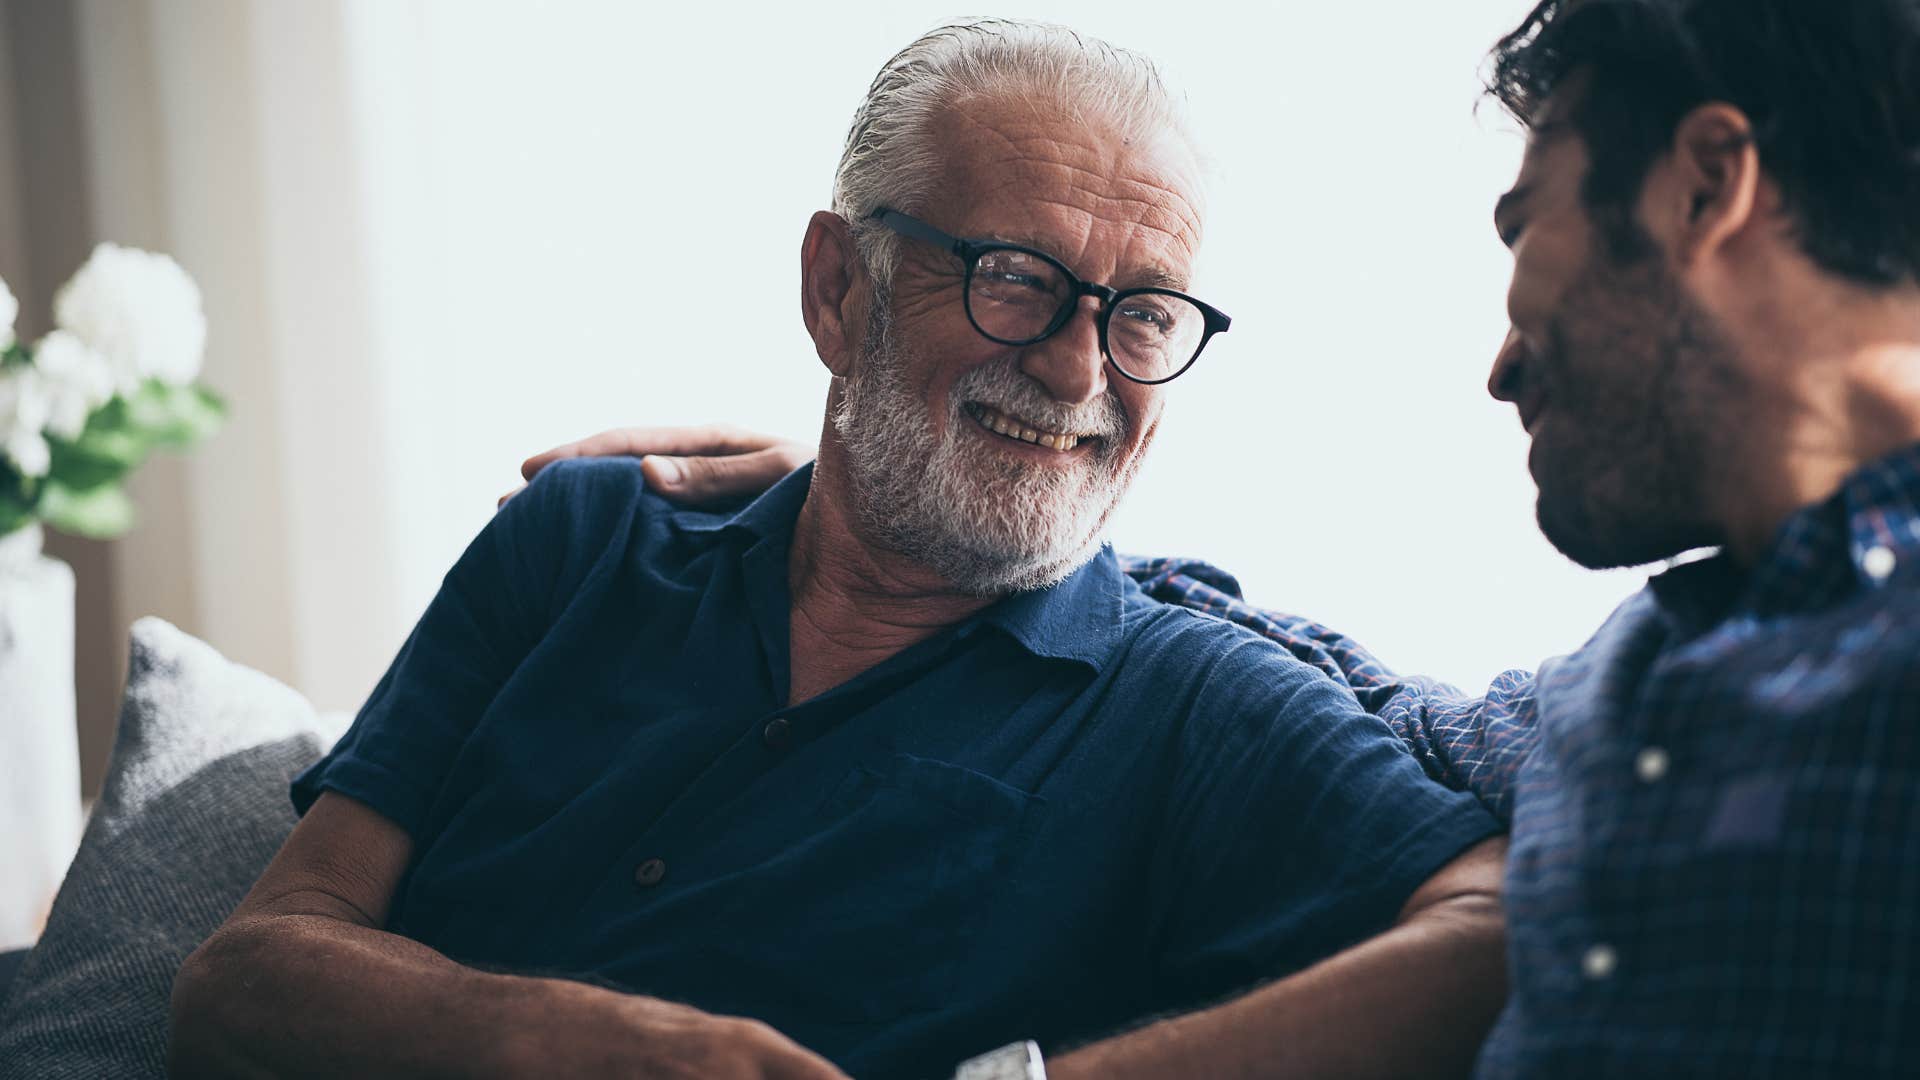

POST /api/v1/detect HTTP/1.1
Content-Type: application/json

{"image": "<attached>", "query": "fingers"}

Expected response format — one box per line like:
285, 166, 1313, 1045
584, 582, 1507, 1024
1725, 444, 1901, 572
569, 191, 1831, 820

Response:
731, 1019, 852, 1080
496, 485, 525, 509
641, 444, 811, 505
520, 429, 640, 482
520, 424, 798, 482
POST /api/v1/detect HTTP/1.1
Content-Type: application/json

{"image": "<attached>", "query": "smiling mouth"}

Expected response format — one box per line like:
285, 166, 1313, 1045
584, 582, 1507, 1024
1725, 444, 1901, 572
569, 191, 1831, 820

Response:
964, 402, 1100, 453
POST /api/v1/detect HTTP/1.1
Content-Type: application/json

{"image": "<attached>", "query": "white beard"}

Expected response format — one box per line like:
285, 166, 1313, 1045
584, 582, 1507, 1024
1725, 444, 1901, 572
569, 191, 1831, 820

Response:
829, 297, 1147, 595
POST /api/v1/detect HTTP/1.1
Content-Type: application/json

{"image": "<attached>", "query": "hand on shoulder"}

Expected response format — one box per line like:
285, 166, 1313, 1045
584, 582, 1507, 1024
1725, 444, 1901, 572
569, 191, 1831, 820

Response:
502, 424, 814, 508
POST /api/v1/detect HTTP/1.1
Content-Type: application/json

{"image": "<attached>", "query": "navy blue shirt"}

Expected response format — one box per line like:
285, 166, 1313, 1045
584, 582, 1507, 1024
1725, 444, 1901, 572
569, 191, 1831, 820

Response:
294, 459, 1498, 1078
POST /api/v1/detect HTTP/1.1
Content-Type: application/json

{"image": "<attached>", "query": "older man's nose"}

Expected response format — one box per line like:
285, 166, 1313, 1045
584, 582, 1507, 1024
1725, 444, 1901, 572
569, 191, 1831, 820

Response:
1021, 300, 1109, 405
1488, 328, 1529, 403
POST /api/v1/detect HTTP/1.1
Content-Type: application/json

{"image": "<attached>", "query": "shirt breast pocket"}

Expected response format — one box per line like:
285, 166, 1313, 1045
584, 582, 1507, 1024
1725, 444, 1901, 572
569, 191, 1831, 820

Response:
716, 751, 1044, 1024
1698, 771, 1794, 852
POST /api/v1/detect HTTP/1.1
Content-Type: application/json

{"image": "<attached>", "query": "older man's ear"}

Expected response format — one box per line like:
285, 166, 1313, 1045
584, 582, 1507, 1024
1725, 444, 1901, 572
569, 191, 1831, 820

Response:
800, 210, 866, 379
503, 424, 814, 508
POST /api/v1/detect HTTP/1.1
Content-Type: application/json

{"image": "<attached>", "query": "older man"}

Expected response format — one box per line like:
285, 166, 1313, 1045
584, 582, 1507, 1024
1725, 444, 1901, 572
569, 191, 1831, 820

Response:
562, 0, 1920, 1075
170, 21, 1505, 1080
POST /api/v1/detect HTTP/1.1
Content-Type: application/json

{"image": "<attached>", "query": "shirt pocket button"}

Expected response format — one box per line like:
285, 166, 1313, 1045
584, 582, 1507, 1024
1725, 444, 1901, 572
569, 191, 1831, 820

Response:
762, 717, 794, 751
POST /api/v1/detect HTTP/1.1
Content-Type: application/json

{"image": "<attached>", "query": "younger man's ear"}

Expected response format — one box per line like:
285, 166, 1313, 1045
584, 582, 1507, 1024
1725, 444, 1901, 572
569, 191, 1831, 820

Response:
1647, 102, 1761, 268
801, 211, 866, 378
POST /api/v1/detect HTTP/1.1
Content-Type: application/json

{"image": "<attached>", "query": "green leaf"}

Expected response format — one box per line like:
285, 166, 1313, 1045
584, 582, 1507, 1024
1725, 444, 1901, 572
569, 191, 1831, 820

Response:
0, 488, 34, 537
124, 380, 226, 448
47, 426, 148, 491
38, 481, 135, 539
74, 424, 148, 466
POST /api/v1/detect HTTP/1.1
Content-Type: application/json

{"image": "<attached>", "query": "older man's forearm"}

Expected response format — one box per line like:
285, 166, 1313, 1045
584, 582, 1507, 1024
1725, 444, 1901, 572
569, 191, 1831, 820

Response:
171, 914, 610, 1076
1051, 878, 1507, 1078
168, 914, 837, 1078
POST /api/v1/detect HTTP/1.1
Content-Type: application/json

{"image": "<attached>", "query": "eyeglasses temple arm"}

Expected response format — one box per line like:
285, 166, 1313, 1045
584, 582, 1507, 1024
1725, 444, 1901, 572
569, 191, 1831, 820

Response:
869, 208, 967, 257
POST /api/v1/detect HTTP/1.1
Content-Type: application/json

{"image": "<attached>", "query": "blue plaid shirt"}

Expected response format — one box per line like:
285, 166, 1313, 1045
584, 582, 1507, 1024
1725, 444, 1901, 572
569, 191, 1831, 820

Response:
1124, 441, 1920, 1078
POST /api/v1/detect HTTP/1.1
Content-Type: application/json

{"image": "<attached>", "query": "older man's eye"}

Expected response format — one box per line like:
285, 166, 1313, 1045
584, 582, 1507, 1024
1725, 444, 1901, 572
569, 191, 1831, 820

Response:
980, 269, 1050, 291
972, 252, 1065, 318
1116, 297, 1176, 332
975, 252, 1054, 290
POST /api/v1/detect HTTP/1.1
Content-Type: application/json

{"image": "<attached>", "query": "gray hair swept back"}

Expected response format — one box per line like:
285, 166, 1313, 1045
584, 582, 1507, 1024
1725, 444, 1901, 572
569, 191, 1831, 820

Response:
831, 19, 1200, 289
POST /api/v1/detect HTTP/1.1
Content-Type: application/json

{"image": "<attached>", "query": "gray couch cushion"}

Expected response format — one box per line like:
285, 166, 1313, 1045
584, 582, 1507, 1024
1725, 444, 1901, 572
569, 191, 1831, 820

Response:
0, 617, 347, 1079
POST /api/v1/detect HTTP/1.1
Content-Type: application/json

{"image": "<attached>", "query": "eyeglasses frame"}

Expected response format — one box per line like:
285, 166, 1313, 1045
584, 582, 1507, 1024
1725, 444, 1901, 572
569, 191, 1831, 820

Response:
867, 207, 1231, 386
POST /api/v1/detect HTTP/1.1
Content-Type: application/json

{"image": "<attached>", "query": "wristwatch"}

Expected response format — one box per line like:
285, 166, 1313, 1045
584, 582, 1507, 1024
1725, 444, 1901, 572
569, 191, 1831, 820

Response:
953, 1039, 1046, 1080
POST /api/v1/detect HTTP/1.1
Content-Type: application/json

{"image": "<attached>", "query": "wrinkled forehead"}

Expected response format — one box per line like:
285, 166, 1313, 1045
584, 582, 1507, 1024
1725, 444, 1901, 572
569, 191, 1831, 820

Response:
929, 93, 1207, 280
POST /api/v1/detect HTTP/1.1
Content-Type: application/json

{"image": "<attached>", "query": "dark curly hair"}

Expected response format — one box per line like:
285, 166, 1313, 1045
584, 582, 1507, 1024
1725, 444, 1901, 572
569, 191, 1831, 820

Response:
1487, 0, 1920, 286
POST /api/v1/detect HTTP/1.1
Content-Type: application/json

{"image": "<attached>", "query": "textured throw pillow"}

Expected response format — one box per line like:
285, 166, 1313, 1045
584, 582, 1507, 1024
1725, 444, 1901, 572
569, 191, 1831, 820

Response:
0, 617, 348, 1079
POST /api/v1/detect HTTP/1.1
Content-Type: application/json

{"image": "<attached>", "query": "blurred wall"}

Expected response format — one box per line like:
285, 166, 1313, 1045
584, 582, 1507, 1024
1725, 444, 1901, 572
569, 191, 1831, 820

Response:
4, 0, 403, 797
1, 0, 121, 798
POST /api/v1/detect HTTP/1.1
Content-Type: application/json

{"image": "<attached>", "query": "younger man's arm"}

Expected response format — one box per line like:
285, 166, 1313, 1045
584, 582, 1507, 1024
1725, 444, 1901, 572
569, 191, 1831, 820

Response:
1051, 835, 1507, 1079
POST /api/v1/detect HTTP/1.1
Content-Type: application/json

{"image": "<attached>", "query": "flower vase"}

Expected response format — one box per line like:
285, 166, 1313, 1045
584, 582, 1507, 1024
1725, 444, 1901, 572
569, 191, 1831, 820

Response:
0, 523, 82, 949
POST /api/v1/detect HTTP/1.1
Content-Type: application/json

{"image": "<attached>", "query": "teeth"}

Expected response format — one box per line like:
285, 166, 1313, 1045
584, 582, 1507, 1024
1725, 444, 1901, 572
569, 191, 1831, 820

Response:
970, 405, 1084, 452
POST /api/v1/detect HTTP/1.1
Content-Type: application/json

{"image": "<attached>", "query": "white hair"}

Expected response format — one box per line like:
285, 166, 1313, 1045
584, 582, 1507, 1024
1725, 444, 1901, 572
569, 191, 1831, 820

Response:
831, 18, 1202, 287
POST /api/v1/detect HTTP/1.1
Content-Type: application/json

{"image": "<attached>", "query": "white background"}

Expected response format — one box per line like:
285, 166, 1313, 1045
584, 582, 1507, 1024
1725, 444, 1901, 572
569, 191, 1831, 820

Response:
330, 0, 1640, 701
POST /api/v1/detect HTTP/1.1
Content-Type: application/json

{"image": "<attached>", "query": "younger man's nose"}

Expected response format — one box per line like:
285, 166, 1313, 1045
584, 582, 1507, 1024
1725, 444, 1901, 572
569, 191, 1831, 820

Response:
1488, 328, 1530, 404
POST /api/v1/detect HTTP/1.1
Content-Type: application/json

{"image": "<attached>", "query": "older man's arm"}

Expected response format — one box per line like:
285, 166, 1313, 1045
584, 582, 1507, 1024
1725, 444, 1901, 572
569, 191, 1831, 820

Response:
1049, 835, 1506, 1080
170, 792, 848, 1080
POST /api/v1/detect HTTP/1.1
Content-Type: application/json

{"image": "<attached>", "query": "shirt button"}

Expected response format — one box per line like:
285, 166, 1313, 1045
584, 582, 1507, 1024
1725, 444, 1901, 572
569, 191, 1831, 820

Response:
762, 717, 793, 751
1634, 746, 1670, 783
633, 858, 667, 888
1582, 944, 1618, 981
1863, 545, 1897, 582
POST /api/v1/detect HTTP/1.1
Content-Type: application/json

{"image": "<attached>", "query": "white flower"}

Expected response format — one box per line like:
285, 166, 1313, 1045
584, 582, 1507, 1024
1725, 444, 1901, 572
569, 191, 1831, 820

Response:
0, 276, 17, 352
54, 243, 207, 393
0, 367, 52, 478
4, 428, 49, 478
33, 330, 115, 440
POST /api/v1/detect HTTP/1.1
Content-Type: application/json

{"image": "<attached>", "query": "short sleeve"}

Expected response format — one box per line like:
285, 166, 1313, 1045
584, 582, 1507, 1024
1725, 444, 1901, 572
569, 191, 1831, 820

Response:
290, 460, 623, 838
1144, 618, 1504, 1006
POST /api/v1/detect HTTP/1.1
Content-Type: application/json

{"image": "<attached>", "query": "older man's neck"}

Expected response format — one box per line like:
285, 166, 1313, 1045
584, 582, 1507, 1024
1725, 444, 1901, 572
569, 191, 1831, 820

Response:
784, 482, 997, 705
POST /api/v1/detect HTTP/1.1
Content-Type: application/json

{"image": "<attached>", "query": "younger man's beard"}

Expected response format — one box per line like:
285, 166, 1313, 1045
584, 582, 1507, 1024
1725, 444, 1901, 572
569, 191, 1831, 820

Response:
829, 294, 1145, 595
1531, 241, 1744, 570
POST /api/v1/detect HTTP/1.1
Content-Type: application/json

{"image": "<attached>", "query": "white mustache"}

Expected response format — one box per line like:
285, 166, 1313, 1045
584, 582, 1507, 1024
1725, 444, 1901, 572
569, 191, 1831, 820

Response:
951, 357, 1124, 441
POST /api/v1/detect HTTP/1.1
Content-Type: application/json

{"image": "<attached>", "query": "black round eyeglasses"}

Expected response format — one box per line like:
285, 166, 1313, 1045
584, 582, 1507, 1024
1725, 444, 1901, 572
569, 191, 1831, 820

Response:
868, 207, 1231, 385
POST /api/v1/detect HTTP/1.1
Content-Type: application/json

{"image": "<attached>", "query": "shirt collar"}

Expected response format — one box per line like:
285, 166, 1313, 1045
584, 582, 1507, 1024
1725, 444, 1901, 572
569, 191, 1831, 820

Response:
670, 461, 818, 539
674, 461, 1126, 672
1650, 439, 1920, 625
969, 545, 1127, 672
